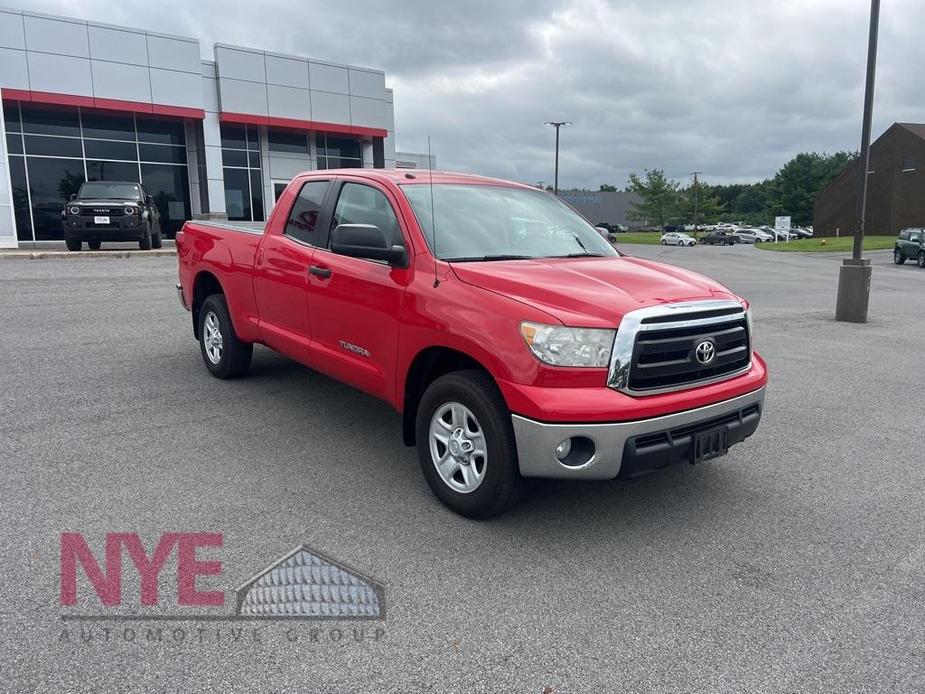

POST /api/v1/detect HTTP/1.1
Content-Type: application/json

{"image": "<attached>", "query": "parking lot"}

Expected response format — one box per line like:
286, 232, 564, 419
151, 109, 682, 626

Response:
1, 243, 923, 692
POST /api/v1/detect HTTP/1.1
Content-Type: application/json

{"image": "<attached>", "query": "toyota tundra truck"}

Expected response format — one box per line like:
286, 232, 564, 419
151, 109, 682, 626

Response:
175, 170, 767, 518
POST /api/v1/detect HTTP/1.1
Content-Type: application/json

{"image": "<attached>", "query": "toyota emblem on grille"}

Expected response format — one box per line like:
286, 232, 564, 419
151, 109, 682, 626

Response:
694, 340, 716, 365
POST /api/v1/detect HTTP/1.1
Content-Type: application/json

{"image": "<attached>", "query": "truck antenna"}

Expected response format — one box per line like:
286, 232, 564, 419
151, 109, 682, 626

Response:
428, 136, 439, 288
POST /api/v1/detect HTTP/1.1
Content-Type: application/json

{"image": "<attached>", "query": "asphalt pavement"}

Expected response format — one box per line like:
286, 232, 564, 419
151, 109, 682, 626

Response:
0, 243, 922, 693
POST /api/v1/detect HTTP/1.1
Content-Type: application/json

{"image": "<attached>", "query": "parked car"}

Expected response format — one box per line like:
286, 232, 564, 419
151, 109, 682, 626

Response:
596, 222, 627, 233
787, 227, 813, 239
61, 181, 162, 251
763, 227, 796, 241
176, 170, 766, 518
894, 227, 925, 266
733, 228, 773, 244
699, 230, 738, 245
661, 232, 696, 247
663, 224, 686, 234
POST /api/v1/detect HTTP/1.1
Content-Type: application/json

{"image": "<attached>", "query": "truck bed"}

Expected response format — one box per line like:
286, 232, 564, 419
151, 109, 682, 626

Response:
190, 221, 266, 235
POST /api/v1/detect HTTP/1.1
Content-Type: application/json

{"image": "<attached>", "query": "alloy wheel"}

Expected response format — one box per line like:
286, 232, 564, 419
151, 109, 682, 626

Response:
203, 311, 224, 364
428, 401, 487, 493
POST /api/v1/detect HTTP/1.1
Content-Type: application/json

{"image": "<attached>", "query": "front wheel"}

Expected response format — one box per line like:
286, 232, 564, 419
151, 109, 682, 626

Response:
661, 239, 667, 245
88, 240, 101, 250
65, 238, 81, 252
138, 225, 152, 251
918, 251, 925, 269
415, 370, 523, 518
894, 248, 906, 265
198, 294, 252, 379
151, 226, 163, 249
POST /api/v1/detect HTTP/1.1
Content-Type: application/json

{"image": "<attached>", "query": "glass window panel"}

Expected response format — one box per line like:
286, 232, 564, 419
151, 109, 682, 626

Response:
269, 129, 309, 154
222, 149, 248, 167
81, 112, 135, 141
3, 102, 21, 132
247, 126, 259, 151
222, 168, 251, 221
321, 156, 361, 169
136, 117, 185, 145
248, 151, 260, 168
315, 133, 325, 153
25, 157, 85, 240
331, 182, 402, 248
23, 135, 83, 158
21, 105, 80, 137
285, 180, 329, 245
9, 156, 32, 241
83, 139, 137, 161
141, 163, 190, 237
250, 169, 264, 222
220, 124, 247, 150
324, 136, 361, 160
86, 160, 140, 183
139, 143, 186, 164
6, 133, 23, 155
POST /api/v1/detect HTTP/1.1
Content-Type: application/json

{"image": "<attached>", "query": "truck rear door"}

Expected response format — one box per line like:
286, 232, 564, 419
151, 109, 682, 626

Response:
305, 177, 412, 400
252, 178, 332, 363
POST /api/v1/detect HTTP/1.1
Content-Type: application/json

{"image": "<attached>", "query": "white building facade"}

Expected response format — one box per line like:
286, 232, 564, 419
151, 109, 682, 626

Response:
0, 7, 397, 246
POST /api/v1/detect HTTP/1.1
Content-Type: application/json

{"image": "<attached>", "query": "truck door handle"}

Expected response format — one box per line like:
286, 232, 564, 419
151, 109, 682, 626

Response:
309, 265, 331, 279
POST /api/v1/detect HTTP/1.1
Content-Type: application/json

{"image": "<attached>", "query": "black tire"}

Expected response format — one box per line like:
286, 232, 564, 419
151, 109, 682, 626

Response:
88, 240, 101, 250
661, 239, 667, 245
198, 294, 252, 379
65, 238, 81, 252
894, 248, 905, 265
918, 251, 925, 269
138, 225, 152, 251
151, 226, 162, 249
415, 370, 524, 519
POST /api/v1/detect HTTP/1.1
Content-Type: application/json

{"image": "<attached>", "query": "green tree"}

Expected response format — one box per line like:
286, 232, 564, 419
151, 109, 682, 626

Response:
626, 169, 681, 228
679, 182, 725, 227
768, 151, 856, 226
598, 183, 617, 192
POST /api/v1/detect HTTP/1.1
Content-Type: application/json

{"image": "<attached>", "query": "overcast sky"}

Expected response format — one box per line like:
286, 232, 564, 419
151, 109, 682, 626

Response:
18, 0, 925, 189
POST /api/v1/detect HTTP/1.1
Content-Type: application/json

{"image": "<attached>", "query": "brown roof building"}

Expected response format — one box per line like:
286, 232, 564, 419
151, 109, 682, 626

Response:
814, 123, 925, 237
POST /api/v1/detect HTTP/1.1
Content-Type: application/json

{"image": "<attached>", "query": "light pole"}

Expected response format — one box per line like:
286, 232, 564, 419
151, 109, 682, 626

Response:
545, 121, 571, 195
835, 0, 880, 323
690, 171, 703, 234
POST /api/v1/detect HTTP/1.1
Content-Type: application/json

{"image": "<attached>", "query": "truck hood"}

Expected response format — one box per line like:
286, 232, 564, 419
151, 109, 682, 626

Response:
75, 199, 140, 205
450, 256, 738, 328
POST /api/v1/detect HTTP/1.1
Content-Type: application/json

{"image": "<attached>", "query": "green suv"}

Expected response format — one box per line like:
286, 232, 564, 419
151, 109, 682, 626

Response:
894, 228, 925, 267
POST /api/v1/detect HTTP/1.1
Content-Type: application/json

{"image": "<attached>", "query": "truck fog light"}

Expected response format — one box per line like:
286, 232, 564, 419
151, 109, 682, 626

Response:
555, 436, 595, 468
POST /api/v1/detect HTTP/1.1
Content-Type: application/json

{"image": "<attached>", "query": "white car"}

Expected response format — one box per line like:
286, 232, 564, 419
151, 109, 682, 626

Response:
660, 232, 697, 247
733, 228, 774, 244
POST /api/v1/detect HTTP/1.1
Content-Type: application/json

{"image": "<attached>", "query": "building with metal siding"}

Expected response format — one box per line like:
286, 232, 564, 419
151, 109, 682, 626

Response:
814, 123, 925, 237
0, 7, 397, 247
556, 189, 642, 229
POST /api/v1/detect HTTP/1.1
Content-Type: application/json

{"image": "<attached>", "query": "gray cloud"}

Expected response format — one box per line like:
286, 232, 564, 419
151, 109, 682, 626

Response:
18, 0, 925, 188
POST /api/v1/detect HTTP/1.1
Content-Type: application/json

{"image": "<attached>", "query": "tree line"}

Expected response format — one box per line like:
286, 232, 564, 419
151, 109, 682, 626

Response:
602, 151, 857, 229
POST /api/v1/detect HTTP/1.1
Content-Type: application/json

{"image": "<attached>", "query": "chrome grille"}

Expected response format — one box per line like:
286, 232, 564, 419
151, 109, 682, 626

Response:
608, 300, 752, 395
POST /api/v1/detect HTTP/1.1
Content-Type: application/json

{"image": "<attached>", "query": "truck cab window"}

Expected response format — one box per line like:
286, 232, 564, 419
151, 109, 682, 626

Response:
285, 180, 329, 245
331, 183, 404, 249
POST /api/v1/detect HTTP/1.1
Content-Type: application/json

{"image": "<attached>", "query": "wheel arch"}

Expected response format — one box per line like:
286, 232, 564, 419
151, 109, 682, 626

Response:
191, 270, 224, 340
401, 346, 497, 447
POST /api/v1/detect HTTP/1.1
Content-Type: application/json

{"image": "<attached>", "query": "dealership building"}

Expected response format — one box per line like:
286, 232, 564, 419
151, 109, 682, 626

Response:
0, 7, 401, 247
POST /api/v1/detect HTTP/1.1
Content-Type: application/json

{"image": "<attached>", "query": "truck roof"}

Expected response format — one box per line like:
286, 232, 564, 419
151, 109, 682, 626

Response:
302, 168, 531, 188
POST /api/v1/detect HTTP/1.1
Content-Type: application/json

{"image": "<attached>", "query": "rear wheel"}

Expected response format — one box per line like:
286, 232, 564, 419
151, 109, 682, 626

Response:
198, 294, 252, 379
88, 240, 101, 250
65, 238, 81, 252
415, 370, 523, 518
894, 248, 905, 265
918, 251, 925, 269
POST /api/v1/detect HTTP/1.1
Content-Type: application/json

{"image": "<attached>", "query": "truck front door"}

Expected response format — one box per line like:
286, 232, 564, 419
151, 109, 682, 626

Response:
305, 179, 411, 401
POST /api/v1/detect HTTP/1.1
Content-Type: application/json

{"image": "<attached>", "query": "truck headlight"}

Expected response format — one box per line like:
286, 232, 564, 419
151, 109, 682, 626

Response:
520, 322, 615, 367
124, 205, 138, 215
68, 206, 80, 215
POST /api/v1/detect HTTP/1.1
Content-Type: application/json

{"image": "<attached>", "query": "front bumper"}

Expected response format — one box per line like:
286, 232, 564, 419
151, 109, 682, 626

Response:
62, 218, 144, 241
512, 387, 765, 480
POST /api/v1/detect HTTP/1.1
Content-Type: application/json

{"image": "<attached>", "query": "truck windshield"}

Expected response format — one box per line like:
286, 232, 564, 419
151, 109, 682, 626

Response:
78, 182, 143, 200
402, 184, 619, 261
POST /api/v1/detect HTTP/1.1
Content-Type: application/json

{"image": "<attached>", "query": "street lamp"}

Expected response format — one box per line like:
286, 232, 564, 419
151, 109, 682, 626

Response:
835, 0, 880, 323
544, 121, 571, 195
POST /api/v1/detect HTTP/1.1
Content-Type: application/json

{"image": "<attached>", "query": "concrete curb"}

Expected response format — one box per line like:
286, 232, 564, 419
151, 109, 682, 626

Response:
0, 250, 176, 260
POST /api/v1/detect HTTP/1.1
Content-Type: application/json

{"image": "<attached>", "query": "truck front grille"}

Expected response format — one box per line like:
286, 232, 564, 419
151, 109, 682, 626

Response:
80, 207, 123, 217
608, 300, 752, 395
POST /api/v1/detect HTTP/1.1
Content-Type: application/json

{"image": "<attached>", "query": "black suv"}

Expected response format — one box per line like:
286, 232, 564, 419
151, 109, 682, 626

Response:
62, 181, 162, 251
894, 228, 925, 267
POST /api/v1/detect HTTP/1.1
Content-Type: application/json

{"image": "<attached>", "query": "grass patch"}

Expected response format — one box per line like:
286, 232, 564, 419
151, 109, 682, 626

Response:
612, 233, 663, 245
754, 235, 895, 252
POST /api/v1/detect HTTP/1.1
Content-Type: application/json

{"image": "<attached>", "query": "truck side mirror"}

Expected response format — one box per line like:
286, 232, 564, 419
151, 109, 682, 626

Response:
70, 193, 77, 201
330, 224, 405, 266
146, 195, 155, 205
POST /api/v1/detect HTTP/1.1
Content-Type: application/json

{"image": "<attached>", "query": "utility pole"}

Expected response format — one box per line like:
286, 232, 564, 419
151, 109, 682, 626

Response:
690, 171, 703, 234
544, 121, 571, 196
835, 0, 879, 323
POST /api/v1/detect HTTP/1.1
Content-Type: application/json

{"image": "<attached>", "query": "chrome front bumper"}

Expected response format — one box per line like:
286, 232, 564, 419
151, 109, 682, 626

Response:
511, 387, 765, 480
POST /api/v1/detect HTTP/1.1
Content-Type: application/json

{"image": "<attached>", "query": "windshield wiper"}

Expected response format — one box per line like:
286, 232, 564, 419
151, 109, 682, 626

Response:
549, 252, 607, 258
444, 254, 534, 262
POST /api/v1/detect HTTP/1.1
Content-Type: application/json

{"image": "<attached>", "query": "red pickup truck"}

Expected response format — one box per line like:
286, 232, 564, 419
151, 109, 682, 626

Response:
175, 170, 766, 518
